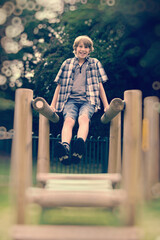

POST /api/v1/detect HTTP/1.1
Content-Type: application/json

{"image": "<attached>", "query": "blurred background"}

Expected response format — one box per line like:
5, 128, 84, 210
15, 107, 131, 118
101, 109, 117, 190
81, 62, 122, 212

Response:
0, 1, 160, 240
0, 0, 160, 137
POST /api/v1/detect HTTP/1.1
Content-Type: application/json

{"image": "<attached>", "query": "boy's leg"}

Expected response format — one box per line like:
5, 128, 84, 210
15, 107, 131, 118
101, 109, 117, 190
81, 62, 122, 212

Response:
55, 100, 77, 165
55, 117, 75, 165
77, 114, 90, 141
72, 114, 89, 164
72, 102, 95, 164
62, 117, 75, 144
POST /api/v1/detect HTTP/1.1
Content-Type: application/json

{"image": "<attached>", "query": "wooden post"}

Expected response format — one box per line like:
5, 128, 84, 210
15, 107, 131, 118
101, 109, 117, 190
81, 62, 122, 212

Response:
122, 90, 142, 225
142, 96, 159, 200
10, 88, 33, 224
108, 112, 122, 173
37, 114, 50, 175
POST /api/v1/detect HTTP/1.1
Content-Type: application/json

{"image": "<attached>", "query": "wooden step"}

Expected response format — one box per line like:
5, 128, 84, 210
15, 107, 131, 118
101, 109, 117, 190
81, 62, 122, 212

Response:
37, 173, 122, 185
12, 225, 142, 240
45, 178, 113, 191
26, 187, 126, 208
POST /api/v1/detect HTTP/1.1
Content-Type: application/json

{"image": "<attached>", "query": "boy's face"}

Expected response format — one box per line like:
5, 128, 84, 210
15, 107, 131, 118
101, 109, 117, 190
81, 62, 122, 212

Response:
76, 41, 90, 60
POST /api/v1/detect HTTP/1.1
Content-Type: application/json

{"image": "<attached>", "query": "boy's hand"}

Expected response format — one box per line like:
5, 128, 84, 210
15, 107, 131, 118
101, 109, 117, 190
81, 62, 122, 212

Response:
50, 106, 56, 112
104, 105, 109, 112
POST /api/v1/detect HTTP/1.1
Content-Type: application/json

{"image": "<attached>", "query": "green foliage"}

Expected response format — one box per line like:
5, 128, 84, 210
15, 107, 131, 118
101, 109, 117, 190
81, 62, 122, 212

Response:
0, 98, 14, 110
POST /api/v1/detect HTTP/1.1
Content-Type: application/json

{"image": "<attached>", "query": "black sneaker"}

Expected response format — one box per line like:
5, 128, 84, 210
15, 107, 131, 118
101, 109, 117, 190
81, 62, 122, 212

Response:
55, 142, 71, 165
72, 138, 85, 164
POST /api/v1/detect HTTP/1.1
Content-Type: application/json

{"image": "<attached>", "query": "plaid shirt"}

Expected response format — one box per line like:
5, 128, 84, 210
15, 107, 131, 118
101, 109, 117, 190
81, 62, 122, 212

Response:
54, 56, 108, 112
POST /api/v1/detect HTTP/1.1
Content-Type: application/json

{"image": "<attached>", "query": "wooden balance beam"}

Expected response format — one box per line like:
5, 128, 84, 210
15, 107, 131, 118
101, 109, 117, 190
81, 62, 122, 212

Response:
101, 98, 125, 124
11, 89, 144, 231
32, 97, 59, 123
32, 97, 125, 124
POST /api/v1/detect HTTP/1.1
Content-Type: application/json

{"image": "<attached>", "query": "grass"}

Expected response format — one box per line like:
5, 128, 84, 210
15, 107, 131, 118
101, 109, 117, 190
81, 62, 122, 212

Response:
138, 200, 160, 240
0, 186, 13, 240
0, 154, 160, 240
39, 207, 122, 226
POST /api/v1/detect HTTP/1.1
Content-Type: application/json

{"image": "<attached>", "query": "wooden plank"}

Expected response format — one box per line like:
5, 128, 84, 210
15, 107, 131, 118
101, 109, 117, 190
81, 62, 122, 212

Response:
45, 179, 113, 186
12, 225, 142, 240
37, 173, 122, 184
45, 179, 113, 191
26, 188, 126, 208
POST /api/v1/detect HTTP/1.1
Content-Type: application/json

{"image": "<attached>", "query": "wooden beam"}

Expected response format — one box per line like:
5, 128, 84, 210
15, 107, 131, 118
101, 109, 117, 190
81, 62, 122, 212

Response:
101, 98, 125, 124
12, 225, 142, 240
37, 173, 122, 184
26, 188, 126, 208
32, 97, 59, 123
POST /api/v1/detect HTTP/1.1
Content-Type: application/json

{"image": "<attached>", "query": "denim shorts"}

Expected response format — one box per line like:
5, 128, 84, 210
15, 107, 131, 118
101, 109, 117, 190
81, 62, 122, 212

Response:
63, 99, 95, 121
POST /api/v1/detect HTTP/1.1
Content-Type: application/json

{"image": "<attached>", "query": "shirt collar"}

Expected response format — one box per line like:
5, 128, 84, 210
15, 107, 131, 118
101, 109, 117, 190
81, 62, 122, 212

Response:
74, 56, 90, 64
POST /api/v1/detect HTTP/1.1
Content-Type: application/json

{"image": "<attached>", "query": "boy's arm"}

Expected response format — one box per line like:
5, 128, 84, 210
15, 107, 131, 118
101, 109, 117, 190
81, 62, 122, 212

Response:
50, 83, 61, 112
99, 82, 109, 112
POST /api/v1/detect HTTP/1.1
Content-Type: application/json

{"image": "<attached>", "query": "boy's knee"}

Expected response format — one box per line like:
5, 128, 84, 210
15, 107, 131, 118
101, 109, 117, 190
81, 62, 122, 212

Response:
78, 114, 90, 124
64, 117, 75, 127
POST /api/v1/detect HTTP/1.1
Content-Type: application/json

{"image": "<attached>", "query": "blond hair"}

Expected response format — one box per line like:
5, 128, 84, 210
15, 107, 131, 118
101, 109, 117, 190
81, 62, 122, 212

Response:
73, 35, 94, 55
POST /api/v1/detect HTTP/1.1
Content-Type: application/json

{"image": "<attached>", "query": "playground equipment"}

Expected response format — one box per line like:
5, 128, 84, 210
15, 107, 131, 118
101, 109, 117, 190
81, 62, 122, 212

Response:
10, 88, 159, 240
32, 96, 124, 124
101, 98, 125, 124
142, 96, 160, 199
31, 97, 59, 123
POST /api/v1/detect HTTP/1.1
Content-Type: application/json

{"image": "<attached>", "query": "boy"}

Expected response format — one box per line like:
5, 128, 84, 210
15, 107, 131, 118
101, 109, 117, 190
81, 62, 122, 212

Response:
50, 35, 109, 165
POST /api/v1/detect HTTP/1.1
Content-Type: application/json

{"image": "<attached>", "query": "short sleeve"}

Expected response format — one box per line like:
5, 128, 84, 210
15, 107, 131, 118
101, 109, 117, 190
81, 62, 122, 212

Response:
96, 60, 108, 83
54, 60, 67, 84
